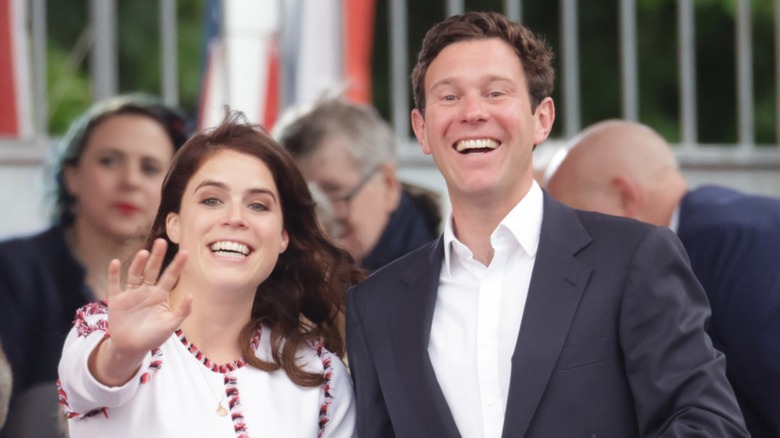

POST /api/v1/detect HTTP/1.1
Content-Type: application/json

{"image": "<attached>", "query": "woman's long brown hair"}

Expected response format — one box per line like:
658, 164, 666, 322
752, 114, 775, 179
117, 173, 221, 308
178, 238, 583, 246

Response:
145, 110, 361, 386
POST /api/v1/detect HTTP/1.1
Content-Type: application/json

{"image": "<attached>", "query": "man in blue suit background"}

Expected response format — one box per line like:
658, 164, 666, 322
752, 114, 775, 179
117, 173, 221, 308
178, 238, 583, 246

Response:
346, 12, 747, 438
546, 119, 780, 438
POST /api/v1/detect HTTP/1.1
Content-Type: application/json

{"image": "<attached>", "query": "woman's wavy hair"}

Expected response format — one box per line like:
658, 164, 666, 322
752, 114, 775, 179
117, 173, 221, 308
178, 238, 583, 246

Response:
146, 110, 359, 386
50, 94, 190, 226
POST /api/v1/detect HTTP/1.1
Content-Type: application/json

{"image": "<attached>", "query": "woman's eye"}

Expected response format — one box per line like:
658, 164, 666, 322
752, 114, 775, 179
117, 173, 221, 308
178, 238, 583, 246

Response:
248, 202, 268, 212
142, 163, 163, 176
99, 156, 120, 167
201, 197, 221, 206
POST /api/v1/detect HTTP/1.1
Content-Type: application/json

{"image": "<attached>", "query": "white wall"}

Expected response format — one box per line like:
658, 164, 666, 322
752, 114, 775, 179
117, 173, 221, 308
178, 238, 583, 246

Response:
0, 164, 49, 240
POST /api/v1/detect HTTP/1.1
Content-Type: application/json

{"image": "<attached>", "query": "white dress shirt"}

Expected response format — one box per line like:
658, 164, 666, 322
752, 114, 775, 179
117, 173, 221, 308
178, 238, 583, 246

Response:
668, 201, 682, 232
428, 181, 543, 438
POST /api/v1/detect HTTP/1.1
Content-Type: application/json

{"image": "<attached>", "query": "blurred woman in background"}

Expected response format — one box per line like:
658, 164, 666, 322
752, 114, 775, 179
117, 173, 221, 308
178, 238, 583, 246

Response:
0, 94, 189, 437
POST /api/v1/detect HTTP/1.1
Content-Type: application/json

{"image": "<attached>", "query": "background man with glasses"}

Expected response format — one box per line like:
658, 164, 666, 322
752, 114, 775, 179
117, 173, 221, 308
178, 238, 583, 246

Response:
275, 96, 441, 271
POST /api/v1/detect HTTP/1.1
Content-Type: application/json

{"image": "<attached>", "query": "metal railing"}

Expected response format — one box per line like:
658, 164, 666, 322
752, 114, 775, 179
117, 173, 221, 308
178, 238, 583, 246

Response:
390, 0, 780, 169
10, 0, 780, 170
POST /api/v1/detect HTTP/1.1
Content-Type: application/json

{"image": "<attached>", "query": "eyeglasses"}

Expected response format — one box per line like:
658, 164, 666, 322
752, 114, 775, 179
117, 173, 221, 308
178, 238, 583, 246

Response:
327, 165, 381, 208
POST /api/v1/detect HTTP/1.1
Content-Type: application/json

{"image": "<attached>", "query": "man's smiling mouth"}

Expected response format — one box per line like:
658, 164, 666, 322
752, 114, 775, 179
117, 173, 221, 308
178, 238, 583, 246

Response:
455, 139, 499, 154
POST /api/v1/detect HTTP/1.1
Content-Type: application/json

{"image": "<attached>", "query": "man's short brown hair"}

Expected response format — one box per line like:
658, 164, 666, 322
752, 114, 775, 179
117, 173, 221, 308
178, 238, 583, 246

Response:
411, 11, 555, 114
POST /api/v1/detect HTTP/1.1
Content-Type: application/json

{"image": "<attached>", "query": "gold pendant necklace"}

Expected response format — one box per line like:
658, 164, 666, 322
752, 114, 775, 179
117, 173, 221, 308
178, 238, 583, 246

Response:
197, 364, 229, 417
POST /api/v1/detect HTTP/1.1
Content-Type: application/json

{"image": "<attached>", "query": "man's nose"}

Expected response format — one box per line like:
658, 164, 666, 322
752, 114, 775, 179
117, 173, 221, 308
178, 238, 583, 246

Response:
461, 94, 488, 123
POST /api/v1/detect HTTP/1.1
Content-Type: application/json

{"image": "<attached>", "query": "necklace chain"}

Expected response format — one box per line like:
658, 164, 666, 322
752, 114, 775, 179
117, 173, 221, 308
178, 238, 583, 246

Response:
196, 364, 228, 416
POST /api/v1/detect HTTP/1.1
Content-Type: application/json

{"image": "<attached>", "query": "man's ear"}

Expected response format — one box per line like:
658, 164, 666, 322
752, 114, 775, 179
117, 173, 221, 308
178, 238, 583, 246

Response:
411, 109, 431, 155
533, 97, 556, 145
378, 163, 402, 213
612, 176, 643, 219
166, 212, 180, 244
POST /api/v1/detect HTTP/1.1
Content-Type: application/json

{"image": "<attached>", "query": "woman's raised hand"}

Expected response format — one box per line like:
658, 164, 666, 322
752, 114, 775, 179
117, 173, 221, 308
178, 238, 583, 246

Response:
88, 239, 192, 386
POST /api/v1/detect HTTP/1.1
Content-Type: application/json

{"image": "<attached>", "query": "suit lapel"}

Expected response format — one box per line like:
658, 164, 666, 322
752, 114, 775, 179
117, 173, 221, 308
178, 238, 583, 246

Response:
502, 194, 593, 437
390, 238, 462, 437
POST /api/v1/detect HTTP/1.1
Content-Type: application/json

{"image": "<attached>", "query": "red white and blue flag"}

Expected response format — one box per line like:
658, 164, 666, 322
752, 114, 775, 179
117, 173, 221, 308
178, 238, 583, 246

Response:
197, 0, 375, 131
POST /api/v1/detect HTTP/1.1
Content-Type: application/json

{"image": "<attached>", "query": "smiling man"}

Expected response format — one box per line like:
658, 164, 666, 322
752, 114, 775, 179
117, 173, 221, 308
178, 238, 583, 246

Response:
345, 11, 748, 438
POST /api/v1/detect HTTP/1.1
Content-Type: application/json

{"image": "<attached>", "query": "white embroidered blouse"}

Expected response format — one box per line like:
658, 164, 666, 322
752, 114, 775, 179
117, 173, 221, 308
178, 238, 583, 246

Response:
58, 302, 356, 438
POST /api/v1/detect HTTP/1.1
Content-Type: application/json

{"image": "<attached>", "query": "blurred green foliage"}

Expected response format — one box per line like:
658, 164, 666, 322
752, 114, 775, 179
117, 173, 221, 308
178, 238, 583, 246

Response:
46, 0, 777, 144
47, 0, 205, 134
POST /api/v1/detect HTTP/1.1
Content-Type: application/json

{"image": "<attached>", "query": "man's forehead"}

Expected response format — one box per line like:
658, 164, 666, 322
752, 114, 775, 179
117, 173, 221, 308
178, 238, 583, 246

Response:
426, 39, 522, 73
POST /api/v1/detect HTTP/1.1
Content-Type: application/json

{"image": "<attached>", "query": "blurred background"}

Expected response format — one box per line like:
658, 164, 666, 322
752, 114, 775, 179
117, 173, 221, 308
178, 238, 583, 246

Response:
2, 0, 780, 238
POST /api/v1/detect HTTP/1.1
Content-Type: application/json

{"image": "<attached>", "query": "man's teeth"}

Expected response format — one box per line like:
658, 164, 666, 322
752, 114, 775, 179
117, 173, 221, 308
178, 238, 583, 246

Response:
455, 139, 499, 152
210, 241, 250, 257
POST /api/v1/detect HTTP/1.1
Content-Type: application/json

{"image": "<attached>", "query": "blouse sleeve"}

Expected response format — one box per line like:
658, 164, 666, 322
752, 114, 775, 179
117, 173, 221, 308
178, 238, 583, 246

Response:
319, 350, 357, 438
57, 303, 151, 418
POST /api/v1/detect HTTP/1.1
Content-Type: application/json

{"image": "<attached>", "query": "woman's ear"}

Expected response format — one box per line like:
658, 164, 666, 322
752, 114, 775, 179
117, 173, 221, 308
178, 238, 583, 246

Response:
166, 212, 180, 244
63, 165, 80, 199
279, 229, 289, 254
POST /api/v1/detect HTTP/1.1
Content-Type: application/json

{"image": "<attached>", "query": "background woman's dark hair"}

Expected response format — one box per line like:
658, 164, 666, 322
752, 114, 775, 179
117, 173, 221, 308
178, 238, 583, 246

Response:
50, 94, 191, 226
146, 110, 359, 386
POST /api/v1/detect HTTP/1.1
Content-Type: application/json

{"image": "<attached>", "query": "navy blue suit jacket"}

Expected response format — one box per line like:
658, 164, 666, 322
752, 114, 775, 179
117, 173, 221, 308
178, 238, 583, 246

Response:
0, 224, 92, 400
346, 193, 747, 437
678, 185, 780, 438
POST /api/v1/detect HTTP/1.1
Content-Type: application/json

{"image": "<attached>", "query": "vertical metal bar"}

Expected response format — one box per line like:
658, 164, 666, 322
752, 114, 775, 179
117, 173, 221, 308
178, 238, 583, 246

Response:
776, 0, 780, 145
505, 0, 522, 23
561, 0, 580, 138
160, 0, 178, 105
220, 0, 231, 113
334, 0, 344, 80
736, 0, 754, 147
279, 0, 296, 108
31, 0, 47, 135
447, 0, 465, 16
389, 0, 409, 139
89, 0, 118, 100
678, 0, 697, 146
619, 0, 638, 121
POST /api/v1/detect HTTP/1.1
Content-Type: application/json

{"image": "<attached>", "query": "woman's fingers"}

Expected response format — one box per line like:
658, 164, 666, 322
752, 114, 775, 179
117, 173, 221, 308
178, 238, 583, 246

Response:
141, 238, 168, 286
173, 293, 194, 322
116, 239, 185, 299
107, 259, 123, 299
157, 249, 188, 292
125, 249, 150, 289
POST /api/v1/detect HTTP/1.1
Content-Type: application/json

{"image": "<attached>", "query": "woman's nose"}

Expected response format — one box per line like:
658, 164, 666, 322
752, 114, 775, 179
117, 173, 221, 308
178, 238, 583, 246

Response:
223, 203, 248, 227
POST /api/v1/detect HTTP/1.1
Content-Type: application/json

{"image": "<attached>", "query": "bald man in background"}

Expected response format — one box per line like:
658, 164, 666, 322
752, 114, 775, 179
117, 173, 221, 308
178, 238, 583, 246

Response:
545, 119, 780, 438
